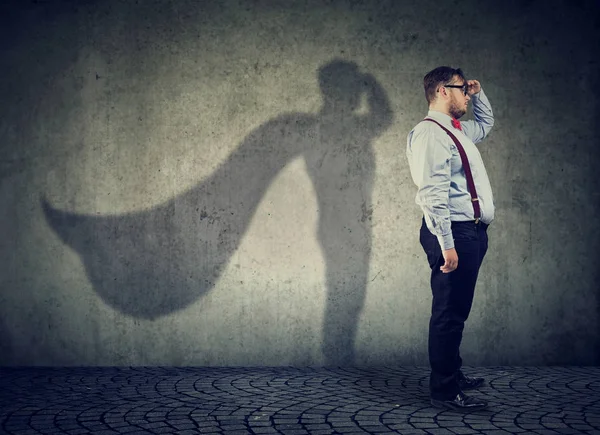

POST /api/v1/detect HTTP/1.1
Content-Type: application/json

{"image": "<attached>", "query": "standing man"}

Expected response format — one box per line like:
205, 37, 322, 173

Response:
406, 66, 494, 411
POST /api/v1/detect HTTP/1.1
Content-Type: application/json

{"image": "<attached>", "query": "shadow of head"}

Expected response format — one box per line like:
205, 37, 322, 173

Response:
318, 60, 364, 112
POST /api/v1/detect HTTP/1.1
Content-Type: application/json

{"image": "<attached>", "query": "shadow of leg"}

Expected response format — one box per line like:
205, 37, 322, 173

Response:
319, 215, 371, 366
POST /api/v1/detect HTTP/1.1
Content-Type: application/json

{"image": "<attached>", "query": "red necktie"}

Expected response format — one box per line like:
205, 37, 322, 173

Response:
452, 118, 462, 131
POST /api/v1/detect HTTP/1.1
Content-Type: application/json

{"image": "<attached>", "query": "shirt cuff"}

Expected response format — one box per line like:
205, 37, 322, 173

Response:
437, 233, 454, 251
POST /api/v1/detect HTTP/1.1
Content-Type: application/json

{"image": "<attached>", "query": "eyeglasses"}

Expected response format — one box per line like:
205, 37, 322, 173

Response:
443, 84, 468, 96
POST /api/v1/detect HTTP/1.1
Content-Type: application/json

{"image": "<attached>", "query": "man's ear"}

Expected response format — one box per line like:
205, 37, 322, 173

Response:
437, 84, 448, 99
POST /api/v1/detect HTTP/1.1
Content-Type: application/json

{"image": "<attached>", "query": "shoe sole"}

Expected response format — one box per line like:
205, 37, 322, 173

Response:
430, 399, 487, 412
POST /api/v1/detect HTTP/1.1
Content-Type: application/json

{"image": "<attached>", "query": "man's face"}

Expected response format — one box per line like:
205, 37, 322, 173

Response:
446, 76, 470, 119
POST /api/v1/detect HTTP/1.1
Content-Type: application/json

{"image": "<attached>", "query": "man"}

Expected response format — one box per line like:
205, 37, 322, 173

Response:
406, 66, 494, 411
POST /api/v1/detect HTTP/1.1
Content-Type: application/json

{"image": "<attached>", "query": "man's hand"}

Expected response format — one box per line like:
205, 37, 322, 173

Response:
440, 248, 458, 273
467, 79, 481, 96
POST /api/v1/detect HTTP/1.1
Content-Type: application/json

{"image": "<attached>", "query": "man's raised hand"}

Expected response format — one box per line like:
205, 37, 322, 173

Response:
467, 80, 481, 95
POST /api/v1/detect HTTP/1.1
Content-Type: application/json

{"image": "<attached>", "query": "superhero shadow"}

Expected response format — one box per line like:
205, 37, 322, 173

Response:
42, 59, 393, 364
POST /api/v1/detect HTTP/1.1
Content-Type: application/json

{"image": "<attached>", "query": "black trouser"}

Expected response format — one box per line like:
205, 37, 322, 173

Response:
419, 217, 489, 399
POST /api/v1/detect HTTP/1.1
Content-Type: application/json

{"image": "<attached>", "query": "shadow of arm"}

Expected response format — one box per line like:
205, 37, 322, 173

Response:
363, 73, 394, 135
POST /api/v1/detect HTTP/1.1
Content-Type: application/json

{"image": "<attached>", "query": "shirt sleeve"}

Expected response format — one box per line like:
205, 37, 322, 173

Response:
461, 88, 494, 144
409, 126, 455, 250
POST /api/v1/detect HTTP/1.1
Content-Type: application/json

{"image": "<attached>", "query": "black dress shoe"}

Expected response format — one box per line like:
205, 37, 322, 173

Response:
458, 373, 485, 390
431, 392, 488, 412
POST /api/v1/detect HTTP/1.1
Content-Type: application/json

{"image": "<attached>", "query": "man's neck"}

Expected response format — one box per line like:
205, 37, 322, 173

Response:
428, 105, 452, 118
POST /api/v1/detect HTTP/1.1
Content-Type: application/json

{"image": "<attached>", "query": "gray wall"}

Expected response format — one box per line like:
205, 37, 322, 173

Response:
1, 0, 598, 366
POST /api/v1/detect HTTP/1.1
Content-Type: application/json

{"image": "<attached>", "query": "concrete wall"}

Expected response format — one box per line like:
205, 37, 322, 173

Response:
1, 0, 598, 366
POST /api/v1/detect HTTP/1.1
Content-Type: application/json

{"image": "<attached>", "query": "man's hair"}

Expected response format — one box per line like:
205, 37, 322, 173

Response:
423, 66, 466, 104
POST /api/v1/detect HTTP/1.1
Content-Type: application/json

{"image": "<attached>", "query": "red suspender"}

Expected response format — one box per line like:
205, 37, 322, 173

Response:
423, 118, 481, 222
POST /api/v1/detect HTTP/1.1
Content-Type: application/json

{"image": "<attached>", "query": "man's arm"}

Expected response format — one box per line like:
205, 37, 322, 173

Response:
409, 127, 455, 251
461, 84, 494, 144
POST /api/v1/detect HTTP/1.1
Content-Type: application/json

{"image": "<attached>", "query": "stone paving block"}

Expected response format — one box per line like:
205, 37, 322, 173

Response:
115, 426, 149, 433
249, 421, 273, 427
196, 420, 220, 427
386, 422, 416, 430
477, 430, 515, 435
251, 427, 280, 434
388, 430, 428, 435
221, 424, 249, 431
304, 424, 333, 430
491, 424, 526, 432
448, 427, 479, 434
427, 429, 456, 435
329, 428, 369, 434
329, 420, 362, 426
60, 424, 88, 431
170, 422, 197, 430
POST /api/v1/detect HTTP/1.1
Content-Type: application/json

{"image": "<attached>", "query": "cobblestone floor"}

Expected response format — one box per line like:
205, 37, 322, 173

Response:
1, 366, 599, 435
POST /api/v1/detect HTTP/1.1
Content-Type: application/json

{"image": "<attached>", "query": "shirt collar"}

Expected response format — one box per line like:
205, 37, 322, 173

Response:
426, 110, 455, 127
